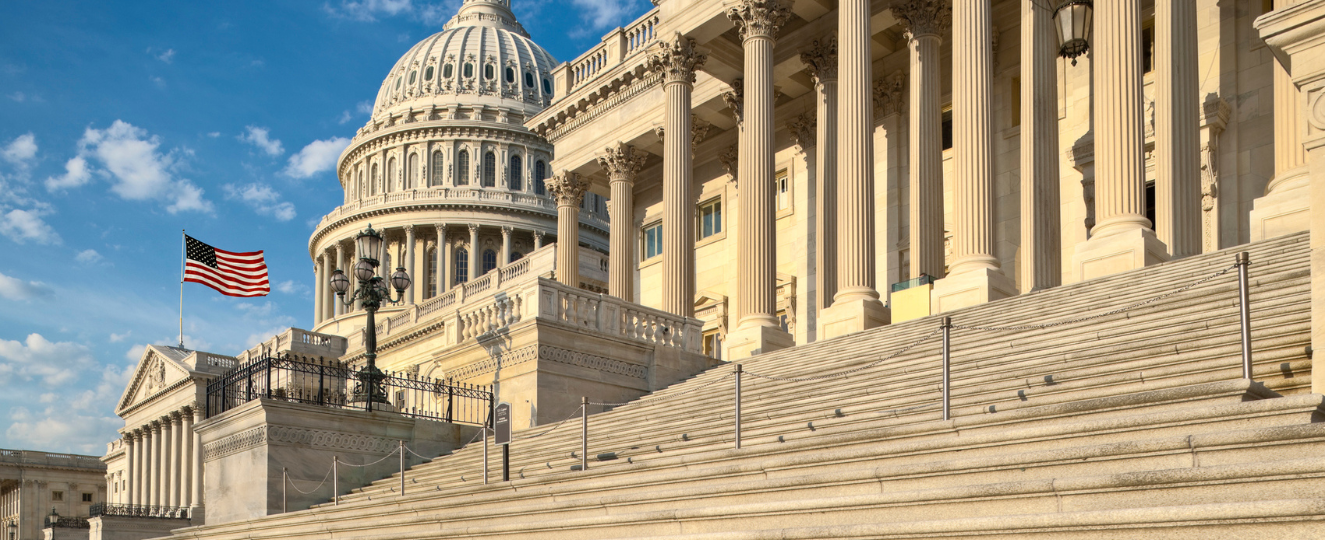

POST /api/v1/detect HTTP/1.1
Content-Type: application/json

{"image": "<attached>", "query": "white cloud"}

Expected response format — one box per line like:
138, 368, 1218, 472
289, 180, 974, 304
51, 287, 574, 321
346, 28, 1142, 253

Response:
75, 249, 102, 264
0, 333, 94, 386
325, 0, 414, 21
223, 183, 296, 221
206, 132, 221, 138
124, 344, 146, 362
109, 331, 131, 343
156, 48, 176, 63
151, 76, 165, 88
337, 110, 353, 124
238, 126, 284, 157
1, 133, 37, 165
76, 120, 213, 213
0, 270, 53, 301
570, 0, 635, 29
0, 208, 61, 244
283, 137, 349, 179
45, 156, 92, 191
356, 100, 374, 115
6, 406, 123, 454
6, 92, 24, 102
276, 280, 309, 295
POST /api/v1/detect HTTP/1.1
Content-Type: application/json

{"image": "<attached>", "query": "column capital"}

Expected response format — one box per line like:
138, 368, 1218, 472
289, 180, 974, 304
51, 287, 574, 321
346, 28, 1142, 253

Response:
649, 32, 707, 86
597, 142, 648, 184
403, 224, 415, 234
467, 223, 480, 234
169, 410, 182, 423
727, 0, 791, 42
150, 421, 161, 431
501, 226, 513, 235
891, 0, 951, 38
722, 79, 744, 124
532, 230, 545, 241
799, 36, 838, 86
787, 111, 816, 150
873, 71, 907, 117
435, 223, 448, 235
546, 171, 589, 208
719, 145, 739, 184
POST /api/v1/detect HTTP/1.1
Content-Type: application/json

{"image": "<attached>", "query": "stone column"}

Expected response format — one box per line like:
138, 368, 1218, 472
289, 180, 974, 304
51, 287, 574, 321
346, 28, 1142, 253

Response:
435, 225, 448, 293
1250, 0, 1311, 241
1154, 0, 1201, 259
160, 416, 173, 507
334, 243, 346, 315
180, 409, 193, 507
169, 412, 182, 507
136, 428, 147, 506
800, 37, 838, 318
931, 0, 1016, 313
1019, 0, 1062, 291
533, 231, 544, 250
599, 143, 647, 301
1070, 0, 1169, 282
313, 257, 324, 325
148, 421, 160, 507
404, 225, 416, 303
546, 171, 589, 287
467, 224, 480, 280
725, 0, 794, 358
893, 0, 950, 280
190, 408, 204, 513
500, 226, 513, 266
649, 33, 706, 317
123, 434, 135, 506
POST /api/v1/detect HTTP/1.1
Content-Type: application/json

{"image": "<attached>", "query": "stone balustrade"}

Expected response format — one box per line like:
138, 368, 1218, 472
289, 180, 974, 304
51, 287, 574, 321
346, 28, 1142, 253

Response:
538, 279, 702, 352
553, 8, 661, 97
314, 187, 610, 232
235, 328, 348, 364
0, 449, 106, 470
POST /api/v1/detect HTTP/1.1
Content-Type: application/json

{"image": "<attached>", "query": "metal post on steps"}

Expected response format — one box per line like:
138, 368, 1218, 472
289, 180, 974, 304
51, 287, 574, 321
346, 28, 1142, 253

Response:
399, 440, 405, 496
1237, 252, 1254, 380
941, 317, 952, 421
483, 426, 489, 485
282, 468, 287, 513
333, 456, 339, 506
581, 397, 589, 472
734, 364, 743, 450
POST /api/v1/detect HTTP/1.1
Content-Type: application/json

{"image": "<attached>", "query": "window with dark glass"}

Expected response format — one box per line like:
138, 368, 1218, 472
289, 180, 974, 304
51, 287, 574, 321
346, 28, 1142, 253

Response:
484, 64, 494, 80
395, 76, 401, 89
483, 249, 497, 273
457, 150, 470, 185
1145, 180, 1156, 231
482, 151, 496, 187
444, 64, 454, 78
407, 153, 418, 189
643, 223, 662, 260
425, 65, 434, 80
542, 78, 552, 94
454, 248, 469, 284
534, 160, 547, 195
525, 72, 535, 87
941, 108, 953, 150
700, 199, 722, 239
431, 151, 444, 186
505, 67, 515, 83
509, 155, 523, 191
463, 63, 474, 78
408, 71, 416, 85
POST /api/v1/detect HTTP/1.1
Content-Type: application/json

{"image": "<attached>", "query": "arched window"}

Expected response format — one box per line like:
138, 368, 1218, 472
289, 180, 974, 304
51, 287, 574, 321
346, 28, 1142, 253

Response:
482, 249, 497, 274
504, 67, 515, 83
542, 78, 552, 95
454, 248, 469, 284
456, 150, 470, 185
387, 158, 397, 192
425, 65, 434, 80
482, 151, 496, 187
484, 64, 495, 80
357, 170, 365, 199
463, 63, 474, 78
408, 70, 416, 85
431, 151, 444, 186
524, 72, 535, 87
511, 251, 523, 262
371, 163, 379, 195
509, 155, 523, 191
443, 64, 454, 79
534, 160, 547, 195
407, 153, 418, 189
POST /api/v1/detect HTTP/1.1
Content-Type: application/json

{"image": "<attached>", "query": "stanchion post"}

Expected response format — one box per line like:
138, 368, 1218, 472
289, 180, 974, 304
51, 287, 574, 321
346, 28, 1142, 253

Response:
1237, 252, 1254, 380
581, 396, 589, 472
942, 316, 952, 421
734, 364, 742, 450
482, 426, 489, 485
333, 456, 339, 506
282, 467, 287, 513
399, 440, 405, 496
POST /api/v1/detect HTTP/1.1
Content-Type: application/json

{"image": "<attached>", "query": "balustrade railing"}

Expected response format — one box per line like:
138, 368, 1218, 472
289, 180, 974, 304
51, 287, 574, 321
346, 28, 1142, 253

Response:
540, 279, 701, 352
318, 188, 609, 229
458, 295, 525, 341
89, 503, 190, 520
45, 516, 91, 528
564, 7, 662, 93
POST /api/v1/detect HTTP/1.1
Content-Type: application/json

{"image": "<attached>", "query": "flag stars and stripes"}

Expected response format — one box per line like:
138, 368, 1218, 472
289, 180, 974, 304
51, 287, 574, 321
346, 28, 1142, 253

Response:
183, 235, 270, 297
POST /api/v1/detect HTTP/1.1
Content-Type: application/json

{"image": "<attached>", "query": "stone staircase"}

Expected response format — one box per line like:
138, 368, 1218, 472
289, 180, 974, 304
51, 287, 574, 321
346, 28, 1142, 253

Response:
168, 233, 1322, 539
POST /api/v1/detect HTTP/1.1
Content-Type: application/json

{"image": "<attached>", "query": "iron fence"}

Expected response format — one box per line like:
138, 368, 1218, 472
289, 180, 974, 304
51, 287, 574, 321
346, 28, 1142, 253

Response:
88, 503, 190, 520
44, 516, 90, 529
205, 354, 494, 426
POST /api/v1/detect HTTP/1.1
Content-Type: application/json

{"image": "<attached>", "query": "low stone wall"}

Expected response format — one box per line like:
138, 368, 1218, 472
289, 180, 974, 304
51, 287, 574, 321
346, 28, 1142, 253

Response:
88, 516, 189, 540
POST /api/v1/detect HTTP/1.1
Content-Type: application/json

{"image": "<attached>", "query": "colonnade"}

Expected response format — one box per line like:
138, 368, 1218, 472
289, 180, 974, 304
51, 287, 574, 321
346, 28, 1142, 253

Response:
120, 407, 202, 509
313, 224, 551, 324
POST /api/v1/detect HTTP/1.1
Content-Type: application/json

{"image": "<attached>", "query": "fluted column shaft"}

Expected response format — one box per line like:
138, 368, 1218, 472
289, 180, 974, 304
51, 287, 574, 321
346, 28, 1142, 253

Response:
533, 232, 544, 250
468, 225, 480, 280
547, 172, 588, 287
814, 74, 837, 309
136, 430, 147, 506
190, 408, 203, 509
828, 1, 878, 305
334, 244, 346, 315
650, 33, 705, 317
180, 411, 193, 507
124, 435, 136, 505
907, 32, 945, 277
1020, 0, 1061, 291
160, 417, 172, 507
169, 414, 182, 507
1155, 0, 1201, 259
501, 227, 513, 266
1093, 0, 1149, 236
314, 257, 325, 324
950, 0, 999, 274
436, 225, 448, 293
599, 143, 646, 301
1272, 43, 1306, 188
404, 225, 416, 303
148, 423, 160, 507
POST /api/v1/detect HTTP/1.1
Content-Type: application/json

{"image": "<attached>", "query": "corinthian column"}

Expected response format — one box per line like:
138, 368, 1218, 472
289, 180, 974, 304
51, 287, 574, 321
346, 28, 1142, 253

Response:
169, 412, 182, 507
500, 227, 513, 266
930, 0, 1017, 312
314, 257, 325, 325
160, 416, 172, 507
1019, 0, 1061, 291
598, 143, 648, 301
893, 0, 950, 280
180, 408, 193, 507
135, 428, 147, 506
546, 171, 589, 287
334, 243, 346, 315
124, 434, 136, 506
435, 225, 448, 292
467, 224, 480, 281
404, 225, 416, 303
800, 37, 838, 317
1154, 0, 1201, 259
1070, 0, 1169, 282
148, 421, 160, 507
649, 33, 706, 317
1249, 0, 1310, 241
190, 407, 204, 514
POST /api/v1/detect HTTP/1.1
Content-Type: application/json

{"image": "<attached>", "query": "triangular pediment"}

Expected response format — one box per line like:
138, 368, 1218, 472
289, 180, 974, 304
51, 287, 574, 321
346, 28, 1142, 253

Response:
115, 345, 195, 416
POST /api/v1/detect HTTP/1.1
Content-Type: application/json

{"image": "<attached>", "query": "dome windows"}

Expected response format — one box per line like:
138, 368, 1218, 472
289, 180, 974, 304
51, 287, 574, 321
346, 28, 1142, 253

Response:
395, 76, 402, 90
524, 72, 534, 88
504, 67, 515, 83
408, 71, 417, 85
509, 155, 522, 191
444, 64, 454, 79
542, 78, 552, 95
463, 63, 474, 78
425, 65, 434, 81
482, 151, 496, 187
456, 150, 470, 185
484, 64, 495, 80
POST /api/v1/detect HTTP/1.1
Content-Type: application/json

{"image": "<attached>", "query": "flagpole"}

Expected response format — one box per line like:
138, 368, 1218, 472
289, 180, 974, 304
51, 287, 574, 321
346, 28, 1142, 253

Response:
179, 229, 186, 349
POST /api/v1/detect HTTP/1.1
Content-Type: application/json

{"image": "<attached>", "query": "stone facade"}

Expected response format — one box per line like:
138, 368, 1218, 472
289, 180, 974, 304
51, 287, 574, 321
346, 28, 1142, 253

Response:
0, 449, 106, 540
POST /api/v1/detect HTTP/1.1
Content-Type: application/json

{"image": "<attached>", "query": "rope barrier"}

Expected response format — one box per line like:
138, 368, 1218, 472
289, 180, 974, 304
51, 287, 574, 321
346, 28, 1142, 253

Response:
520, 405, 585, 440
402, 444, 434, 462
588, 372, 735, 407
744, 327, 942, 383
285, 466, 334, 495
951, 264, 1237, 332
337, 446, 401, 468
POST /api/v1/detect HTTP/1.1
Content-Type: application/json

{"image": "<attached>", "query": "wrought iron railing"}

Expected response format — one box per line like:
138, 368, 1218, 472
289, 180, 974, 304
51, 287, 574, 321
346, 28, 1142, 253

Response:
44, 516, 90, 528
204, 354, 493, 426
88, 503, 190, 519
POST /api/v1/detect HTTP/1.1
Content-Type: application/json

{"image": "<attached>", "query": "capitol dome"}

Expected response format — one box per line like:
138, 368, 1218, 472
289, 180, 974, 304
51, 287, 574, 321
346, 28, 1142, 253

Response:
370, 0, 559, 120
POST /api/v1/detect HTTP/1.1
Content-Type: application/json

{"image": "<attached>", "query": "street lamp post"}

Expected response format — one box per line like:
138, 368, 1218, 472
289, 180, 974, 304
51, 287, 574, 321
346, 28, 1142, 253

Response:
1053, 0, 1093, 65
8, 520, 16, 540
329, 224, 411, 412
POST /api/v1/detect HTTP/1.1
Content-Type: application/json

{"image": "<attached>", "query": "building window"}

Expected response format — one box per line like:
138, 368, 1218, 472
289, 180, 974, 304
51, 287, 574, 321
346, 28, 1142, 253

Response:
53, 491, 64, 502
482, 249, 497, 273
425, 65, 434, 80
1142, 26, 1155, 74
444, 64, 454, 79
776, 310, 790, 333
775, 171, 790, 211
505, 67, 515, 83
431, 151, 444, 186
643, 223, 663, 260
534, 161, 547, 195
509, 155, 523, 191
408, 70, 416, 85
371, 164, 379, 195
702, 330, 723, 359
482, 151, 496, 187
941, 108, 953, 150
512, 251, 523, 261
525, 72, 535, 87
82, 493, 93, 502
700, 199, 722, 239
407, 153, 418, 189
543, 78, 552, 95
463, 63, 474, 78
454, 248, 469, 284
484, 64, 495, 80
1145, 180, 1156, 231
387, 158, 397, 191
457, 150, 470, 185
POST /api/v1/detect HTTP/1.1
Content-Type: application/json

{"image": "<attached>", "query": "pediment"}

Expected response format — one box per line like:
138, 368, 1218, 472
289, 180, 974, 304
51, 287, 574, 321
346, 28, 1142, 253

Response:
115, 345, 195, 415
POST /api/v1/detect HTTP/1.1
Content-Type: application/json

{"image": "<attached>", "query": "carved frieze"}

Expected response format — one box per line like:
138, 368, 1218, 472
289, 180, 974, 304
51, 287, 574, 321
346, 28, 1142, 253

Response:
873, 71, 907, 117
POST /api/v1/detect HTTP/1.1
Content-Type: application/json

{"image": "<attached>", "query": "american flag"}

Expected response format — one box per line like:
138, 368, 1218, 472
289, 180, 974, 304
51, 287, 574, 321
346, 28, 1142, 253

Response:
183, 235, 270, 297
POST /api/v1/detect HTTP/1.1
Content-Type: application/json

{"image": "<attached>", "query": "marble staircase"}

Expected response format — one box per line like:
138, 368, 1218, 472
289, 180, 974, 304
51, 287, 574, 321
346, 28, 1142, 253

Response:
167, 232, 1323, 539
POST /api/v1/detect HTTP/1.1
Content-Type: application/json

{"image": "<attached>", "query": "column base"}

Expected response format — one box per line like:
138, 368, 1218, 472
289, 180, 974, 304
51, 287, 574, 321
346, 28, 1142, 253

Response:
1070, 227, 1171, 283
930, 267, 1017, 314
723, 324, 794, 360
819, 298, 890, 340
1249, 171, 1310, 242
189, 505, 205, 524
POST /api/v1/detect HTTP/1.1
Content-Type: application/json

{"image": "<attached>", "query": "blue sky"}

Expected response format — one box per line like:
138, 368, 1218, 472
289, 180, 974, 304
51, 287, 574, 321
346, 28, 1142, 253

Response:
0, 0, 654, 455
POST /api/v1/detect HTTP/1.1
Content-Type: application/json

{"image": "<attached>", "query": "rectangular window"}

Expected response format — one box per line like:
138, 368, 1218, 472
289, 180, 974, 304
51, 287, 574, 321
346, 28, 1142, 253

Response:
643, 223, 663, 260
52, 491, 63, 502
1010, 77, 1021, 127
775, 171, 790, 211
699, 200, 722, 239
1142, 25, 1154, 74
941, 108, 953, 150
702, 330, 723, 359
82, 493, 93, 502
776, 310, 790, 334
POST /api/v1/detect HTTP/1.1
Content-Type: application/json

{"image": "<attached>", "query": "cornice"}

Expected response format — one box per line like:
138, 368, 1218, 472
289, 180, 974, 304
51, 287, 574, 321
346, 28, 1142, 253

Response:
538, 72, 664, 143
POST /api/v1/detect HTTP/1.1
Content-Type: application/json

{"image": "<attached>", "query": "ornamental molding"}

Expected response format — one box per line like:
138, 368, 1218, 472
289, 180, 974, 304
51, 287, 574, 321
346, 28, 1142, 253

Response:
891, 0, 951, 38
722, 79, 745, 125
787, 111, 815, 150
873, 71, 907, 117
719, 145, 739, 184
203, 425, 403, 463
727, 0, 792, 42
339, 123, 553, 183
541, 71, 664, 143
597, 143, 649, 183
799, 36, 838, 85
546, 171, 590, 207
649, 32, 707, 86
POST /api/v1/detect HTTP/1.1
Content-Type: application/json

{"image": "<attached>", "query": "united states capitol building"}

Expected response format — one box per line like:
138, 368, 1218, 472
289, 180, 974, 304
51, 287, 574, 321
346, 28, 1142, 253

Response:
17, 0, 1325, 538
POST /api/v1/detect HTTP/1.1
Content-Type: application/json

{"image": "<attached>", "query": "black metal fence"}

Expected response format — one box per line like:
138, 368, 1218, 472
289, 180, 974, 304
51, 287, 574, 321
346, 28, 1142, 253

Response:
88, 503, 190, 520
205, 354, 493, 426
44, 516, 90, 528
